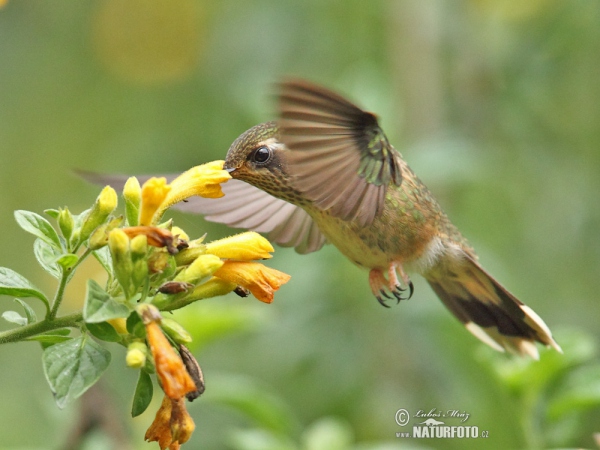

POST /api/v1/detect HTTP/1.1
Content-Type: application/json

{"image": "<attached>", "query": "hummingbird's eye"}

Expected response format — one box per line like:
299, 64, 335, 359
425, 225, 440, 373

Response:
251, 146, 272, 165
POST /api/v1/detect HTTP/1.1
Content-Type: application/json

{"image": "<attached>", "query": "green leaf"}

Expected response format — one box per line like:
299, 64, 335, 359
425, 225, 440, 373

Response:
0, 267, 49, 311
2, 310, 27, 326
131, 370, 154, 417
83, 279, 130, 323
42, 335, 111, 408
33, 238, 61, 279
14, 210, 62, 249
93, 247, 112, 274
87, 322, 121, 342
14, 298, 37, 323
44, 209, 60, 219
25, 328, 71, 345
56, 253, 79, 270
126, 311, 145, 339
26, 329, 73, 348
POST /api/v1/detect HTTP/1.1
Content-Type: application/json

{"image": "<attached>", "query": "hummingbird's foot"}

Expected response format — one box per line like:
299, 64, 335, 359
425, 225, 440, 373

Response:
369, 266, 414, 307
388, 263, 414, 302
369, 269, 393, 308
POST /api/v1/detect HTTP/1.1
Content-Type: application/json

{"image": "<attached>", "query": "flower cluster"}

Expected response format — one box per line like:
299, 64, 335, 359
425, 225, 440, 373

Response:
96, 161, 291, 449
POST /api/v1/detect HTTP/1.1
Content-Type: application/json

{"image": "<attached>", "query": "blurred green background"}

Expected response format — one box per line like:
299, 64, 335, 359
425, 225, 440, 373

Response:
1, 1, 599, 449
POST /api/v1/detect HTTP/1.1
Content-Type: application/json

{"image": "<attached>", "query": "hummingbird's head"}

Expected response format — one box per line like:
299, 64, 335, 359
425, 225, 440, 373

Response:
224, 121, 301, 202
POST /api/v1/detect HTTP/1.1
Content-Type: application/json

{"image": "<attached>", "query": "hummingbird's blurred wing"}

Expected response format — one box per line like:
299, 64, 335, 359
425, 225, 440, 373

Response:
77, 171, 327, 254
176, 179, 327, 254
278, 79, 403, 227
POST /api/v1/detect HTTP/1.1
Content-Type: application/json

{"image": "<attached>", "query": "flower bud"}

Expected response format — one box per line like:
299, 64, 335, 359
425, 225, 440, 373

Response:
205, 231, 274, 260
130, 234, 148, 290
109, 228, 134, 297
58, 207, 75, 241
160, 277, 237, 311
123, 176, 141, 226
174, 246, 206, 267
161, 318, 192, 344
175, 254, 223, 285
80, 186, 118, 242
126, 341, 148, 368
87, 216, 124, 250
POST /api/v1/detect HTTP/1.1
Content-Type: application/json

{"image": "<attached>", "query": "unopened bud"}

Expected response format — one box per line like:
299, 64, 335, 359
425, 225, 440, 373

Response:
109, 228, 134, 297
126, 341, 148, 368
123, 177, 141, 226
161, 318, 192, 345
80, 186, 118, 242
58, 208, 75, 241
175, 254, 223, 285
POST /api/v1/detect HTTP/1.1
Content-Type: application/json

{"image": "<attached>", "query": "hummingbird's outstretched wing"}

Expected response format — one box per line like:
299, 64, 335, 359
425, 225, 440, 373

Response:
278, 79, 403, 227
77, 171, 327, 254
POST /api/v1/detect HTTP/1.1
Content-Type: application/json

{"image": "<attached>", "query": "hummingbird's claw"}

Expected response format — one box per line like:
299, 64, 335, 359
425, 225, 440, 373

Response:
380, 289, 392, 300
376, 294, 391, 308
389, 280, 415, 303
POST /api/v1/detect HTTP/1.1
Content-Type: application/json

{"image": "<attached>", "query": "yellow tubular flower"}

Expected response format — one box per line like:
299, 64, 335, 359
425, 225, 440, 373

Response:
213, 261, 291, 303
140, 177, 171, 226
205, 231, 274, 260
152, 161, 231, 223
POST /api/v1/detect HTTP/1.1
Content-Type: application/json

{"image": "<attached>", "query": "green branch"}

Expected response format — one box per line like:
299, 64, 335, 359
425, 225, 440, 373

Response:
0, 312, 83, 344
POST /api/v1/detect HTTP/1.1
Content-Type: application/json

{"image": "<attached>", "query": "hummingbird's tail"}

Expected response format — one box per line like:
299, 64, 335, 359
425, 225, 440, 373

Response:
425, 253, 561, 358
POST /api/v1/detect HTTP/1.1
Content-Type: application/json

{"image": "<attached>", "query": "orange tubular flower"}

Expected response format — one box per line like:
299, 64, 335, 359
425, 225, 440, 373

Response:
145, 395, 195, 450
213, 261, 291, 303
140, 306, 196, 399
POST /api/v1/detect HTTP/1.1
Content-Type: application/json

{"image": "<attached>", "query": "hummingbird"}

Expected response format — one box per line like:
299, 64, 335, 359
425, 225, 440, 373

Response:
84, 79, 561, 358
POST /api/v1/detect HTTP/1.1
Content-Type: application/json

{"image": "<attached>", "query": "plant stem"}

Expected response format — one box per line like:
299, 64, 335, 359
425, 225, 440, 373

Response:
0, 312, 83, 344
47, 270, 70, 320
47, 248, 93, 320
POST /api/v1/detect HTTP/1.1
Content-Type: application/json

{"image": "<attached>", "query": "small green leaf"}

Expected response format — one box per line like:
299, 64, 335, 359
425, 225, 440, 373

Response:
87, 322, 121, 342
43, 335, 111, 408
83, 279, 130, 323
93, 247, 112, 274
33, 239, 61, 279
26, 330, 73, 348
2, 310, 27, 326
56, 254, 79, 270
0, 267, 49, 311
14, 298, 37, 324
25, 328, 72, 346
44, 209, 60, 219
131, 370, 154, 417
14, 210, 62, 249
126, 311, 145, 339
